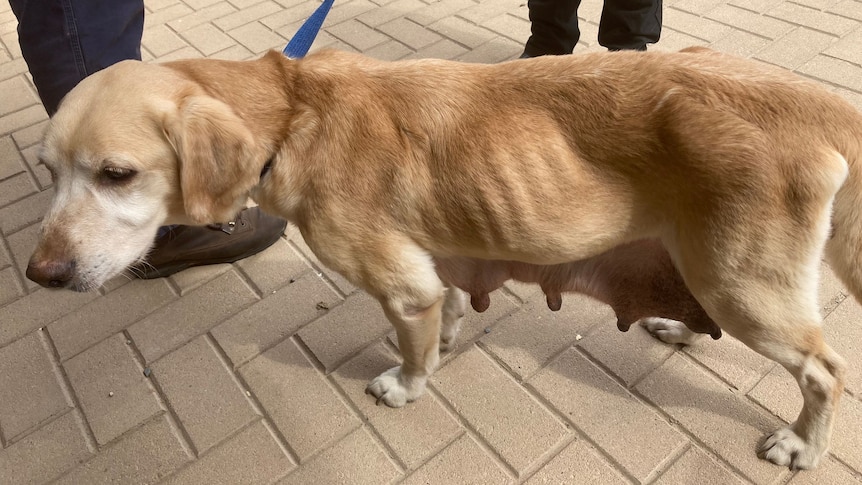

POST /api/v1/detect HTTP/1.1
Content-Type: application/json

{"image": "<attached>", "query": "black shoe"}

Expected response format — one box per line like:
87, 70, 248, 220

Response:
132, 207, 287, 279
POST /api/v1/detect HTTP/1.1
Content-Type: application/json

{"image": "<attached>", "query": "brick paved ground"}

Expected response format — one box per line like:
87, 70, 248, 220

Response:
1, 0, 862, 483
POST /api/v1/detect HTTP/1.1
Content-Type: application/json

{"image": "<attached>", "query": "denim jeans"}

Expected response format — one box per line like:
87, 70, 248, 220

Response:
10, 0, 177, 237
524, 0, 662, 56
10, 0, 144, 116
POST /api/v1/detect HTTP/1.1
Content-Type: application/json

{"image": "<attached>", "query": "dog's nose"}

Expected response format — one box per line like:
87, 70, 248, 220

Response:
26, 259, 76, 289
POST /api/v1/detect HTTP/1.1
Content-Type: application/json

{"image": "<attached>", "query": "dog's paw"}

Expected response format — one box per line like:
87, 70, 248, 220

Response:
365, 366, 426, 408
641, 317, 702, 346
758, 426, 823, 470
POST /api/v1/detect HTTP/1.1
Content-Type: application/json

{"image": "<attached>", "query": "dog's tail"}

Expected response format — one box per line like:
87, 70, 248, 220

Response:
824, 106, 862, 303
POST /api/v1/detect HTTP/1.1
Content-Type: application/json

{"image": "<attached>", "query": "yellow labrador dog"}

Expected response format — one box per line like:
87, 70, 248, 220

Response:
27, 46, 862, 470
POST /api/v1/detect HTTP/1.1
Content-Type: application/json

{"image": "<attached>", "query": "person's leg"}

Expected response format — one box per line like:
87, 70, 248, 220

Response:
12, 0, 143, 116
598, 0, 662, 51
522, 0, 583, 57
12, 0, 287, 279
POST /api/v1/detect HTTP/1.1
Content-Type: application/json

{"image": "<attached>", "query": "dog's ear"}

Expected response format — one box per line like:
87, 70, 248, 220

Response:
163, 95, 261, 224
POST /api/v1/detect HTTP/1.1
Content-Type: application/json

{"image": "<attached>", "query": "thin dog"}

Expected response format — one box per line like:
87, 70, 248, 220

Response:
26, 46, 862, 470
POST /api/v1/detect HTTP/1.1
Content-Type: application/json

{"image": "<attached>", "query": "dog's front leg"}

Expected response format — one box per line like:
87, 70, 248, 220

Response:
368, 293, 445, 407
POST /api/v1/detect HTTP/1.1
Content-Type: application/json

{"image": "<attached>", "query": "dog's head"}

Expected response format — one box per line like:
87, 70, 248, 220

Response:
27, 59, 269, 291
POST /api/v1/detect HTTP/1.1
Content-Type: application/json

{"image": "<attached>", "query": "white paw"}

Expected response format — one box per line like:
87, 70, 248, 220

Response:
365, 366, 426, 408
758, 426, 823, 470
641, 317, 702, 346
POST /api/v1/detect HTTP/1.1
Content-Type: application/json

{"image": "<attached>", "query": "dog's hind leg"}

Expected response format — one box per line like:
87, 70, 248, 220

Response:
668, 210, 845, 469
440, 285, 467, 352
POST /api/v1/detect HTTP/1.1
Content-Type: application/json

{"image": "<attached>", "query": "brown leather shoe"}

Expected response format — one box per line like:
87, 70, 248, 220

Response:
131, 207, 287, 279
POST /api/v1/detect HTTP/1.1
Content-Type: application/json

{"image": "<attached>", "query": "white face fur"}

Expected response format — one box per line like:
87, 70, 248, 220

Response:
30, 63, 187, 291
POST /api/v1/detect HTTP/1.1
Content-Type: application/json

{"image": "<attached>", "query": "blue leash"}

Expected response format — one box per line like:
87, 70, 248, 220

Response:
282, 0, 334, 58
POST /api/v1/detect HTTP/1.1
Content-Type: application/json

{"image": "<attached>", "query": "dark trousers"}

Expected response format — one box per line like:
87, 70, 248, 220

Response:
10, 0, 144, 116
524, 0, 662, 56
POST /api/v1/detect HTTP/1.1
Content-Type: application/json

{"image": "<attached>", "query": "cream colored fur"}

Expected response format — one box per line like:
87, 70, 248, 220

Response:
28, 46, 862, 470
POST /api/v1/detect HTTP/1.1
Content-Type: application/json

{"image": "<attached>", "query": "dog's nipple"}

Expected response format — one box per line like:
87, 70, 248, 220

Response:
616, 317, 634, 332
470, 293, 491, 313
545, 291, 562, 311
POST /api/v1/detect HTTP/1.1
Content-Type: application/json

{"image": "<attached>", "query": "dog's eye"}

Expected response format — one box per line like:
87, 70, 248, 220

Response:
102, 166, 137, 183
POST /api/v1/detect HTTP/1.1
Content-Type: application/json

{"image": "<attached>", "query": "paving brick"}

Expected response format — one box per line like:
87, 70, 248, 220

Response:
0, 58, 34, 83
666, 6, 734, 41
50, 278, 176, 360
0, 332, 69, 440
433, 347, 569, 474
297, 292, 390, 372
377, 17, 443, 49
168, 2, 238, 31
0, 188, 50, 238
829, 0, 862, 21
210, 43, 256, 60
789, 0, 843, 9
0, 30, 21, 58
747, 364, 862, 472
259, 1, 320, 29
11, 119, 47, 149
0, 104, 47, 140
235, 235, 308, 295
0, 172, 37, 211
239, 338, 361, 460
767, 2, 858, 36
152, 336, 257, 453
674, 0, 731, 14
229, 21, 288, 54
278, 427, 401, 484
364, 39, 413, 60
429, 16, 497, 49
144, 2, 194, 29
706, 5, 795, 39
212, 271, 340, 367
820, 262, 848, 317
458, 0, 524, 24
820, 298, 862, 395
332, 342, 462, 469
55, 416, 189, 484
406, 0, 471, 26
0, 76, 38, 116
0, 286, 98, 348
0, 135, 25, 180
656, 447, 746, 484
525, 438, 627, 484
405, 38, 470, 59
401, 433, 513, 485
728, 0, 784, 14
326, 19, 391, 51
356, 0, 423, 26
482, 295, 613, 380
580, 322, 676, 387
163, 421, 294, 484
480, 12, 531, 42
788, 456, 862, 484
155, 45, 206, 61
128, 270, 258, 363
755, 27, 838, 69
457, 37, 523, 63
635, 354, 787, 483
213, 1, 282, 30
652, 31, 710, 52
1, 225, 32, 279
0, 265, 22, 305
683, 333, 775, 392
180, 22, 239, 56
142, 24, 189, 57
530, 348, 685, 482
64, 334, 162, 445
32, 163, 52, 190
824, 25, 862, 65
169, 263, 232, 295
325, 0, 380, 27
0, 411, 91, 484
285, 224, 357, 295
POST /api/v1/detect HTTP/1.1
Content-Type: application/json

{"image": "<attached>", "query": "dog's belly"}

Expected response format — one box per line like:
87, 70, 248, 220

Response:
433, 239, 721, 339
